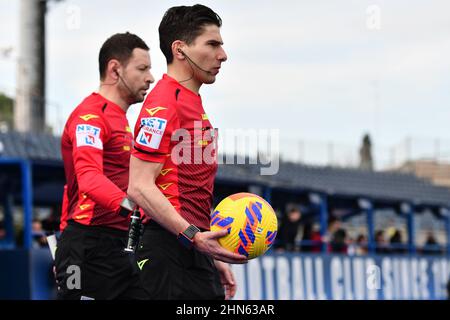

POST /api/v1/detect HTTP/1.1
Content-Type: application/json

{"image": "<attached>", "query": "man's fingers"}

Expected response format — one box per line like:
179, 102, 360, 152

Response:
230, 285, 236, 298
228, 268, 236, 285
227, 270, 237, 298
211, 240, 247, 263
225, 286, 231, 300
216, 257, 244, 264
207, 229, 228, 239
214, 252, 247, 264
218, 249, 247, 262
224, 267, 235, 285
196, 231, 247, 263
228, 283, 236, 299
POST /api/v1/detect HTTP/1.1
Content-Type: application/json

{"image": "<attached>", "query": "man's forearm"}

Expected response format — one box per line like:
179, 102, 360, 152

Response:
77, 170, 125, 212
128, 183, 190, 235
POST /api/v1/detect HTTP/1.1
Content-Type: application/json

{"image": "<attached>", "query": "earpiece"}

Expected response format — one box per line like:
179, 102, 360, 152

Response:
113, 69, 134, 95
177, 48, 212, 76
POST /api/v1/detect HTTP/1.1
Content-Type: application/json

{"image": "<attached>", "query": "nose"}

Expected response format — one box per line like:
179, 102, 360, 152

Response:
146, 71, 155, 85
218, 47, 227, 62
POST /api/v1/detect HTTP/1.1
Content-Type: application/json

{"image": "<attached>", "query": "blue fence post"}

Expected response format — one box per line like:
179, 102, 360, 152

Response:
402, 203, 416, 254
309, 193, 328, 253
359, 199, 375, 254
320, 195, 329, 253
21, 160, 33, 249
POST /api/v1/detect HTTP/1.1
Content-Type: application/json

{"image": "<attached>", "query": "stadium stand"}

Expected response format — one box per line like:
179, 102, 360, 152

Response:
219, 161, 450, 207
2, 131, 450, 247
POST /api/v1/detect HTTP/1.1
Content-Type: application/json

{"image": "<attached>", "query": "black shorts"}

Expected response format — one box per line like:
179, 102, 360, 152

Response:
136, 220, 225, 300
54, 221, 147, 300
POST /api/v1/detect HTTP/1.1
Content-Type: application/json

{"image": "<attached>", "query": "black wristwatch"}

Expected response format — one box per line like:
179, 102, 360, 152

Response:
177, 225, 200, 249
118, 197, 136, 217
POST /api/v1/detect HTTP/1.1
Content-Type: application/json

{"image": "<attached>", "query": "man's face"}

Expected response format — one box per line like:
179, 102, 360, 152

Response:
120, 48, 154, 104
288, 210, 301, 222
184, 24, 228, 85
32, 221, 42, 232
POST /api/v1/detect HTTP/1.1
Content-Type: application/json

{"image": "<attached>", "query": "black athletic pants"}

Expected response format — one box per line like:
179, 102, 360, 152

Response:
54, 221, 147, 300
136, 220, 225, 300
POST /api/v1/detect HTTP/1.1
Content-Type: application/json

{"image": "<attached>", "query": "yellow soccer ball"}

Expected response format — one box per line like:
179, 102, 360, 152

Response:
210, 193, 278, 259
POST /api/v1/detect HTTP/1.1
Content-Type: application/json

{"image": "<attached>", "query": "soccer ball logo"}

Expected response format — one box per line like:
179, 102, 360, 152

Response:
210, 193, 278, 259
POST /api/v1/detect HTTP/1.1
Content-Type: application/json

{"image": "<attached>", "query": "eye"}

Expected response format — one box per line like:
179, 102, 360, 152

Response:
208, 41, 222, 47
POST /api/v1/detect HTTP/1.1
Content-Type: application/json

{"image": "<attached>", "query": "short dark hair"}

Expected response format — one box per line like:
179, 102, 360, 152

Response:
98, 32, 149, 80
159, 4, 222, 64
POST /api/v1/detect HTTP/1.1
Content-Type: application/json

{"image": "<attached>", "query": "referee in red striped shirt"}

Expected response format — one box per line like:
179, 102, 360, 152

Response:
55, 32, 154, 300
128, 5, 247, 300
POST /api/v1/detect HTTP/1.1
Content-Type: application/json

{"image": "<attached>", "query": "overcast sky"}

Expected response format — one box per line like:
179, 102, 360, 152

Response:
1, 0, 449, 168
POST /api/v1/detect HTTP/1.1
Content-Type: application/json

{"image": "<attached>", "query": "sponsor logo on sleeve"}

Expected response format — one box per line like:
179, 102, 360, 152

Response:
146, 106, 167, 116
75, 124, 103, 149
136, 117, 167, 149
79, 114, 99, 121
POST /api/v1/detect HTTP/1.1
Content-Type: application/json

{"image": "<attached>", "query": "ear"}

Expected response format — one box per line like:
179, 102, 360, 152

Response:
171, 40, 185, 60
107, 59, 121, 80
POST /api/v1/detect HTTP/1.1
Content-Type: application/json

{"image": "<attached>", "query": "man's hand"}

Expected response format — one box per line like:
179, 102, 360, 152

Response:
214, 260, 236, 300
193, 229, 248, 264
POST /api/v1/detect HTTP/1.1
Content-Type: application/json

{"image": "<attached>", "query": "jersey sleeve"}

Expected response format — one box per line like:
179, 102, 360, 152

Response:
68, 112, 125, 212
132, 105, 177, 163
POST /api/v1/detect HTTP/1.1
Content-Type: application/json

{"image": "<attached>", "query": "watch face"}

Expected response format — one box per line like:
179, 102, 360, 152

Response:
178, 225, 199, 249
185, 225, 200, 239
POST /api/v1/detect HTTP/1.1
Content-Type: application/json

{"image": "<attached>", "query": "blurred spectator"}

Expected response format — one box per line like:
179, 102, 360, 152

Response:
300, 222, 312, 252
375, 230, 389, 254
422, 231, 442, 255
41, 205, 61, 234
301, 216, 344, 253
0, 221, 6, 240
355, 234, 368, 255
32, 219, 48, 248
324, 216, 343, 253
327, 216, 341, 237
276, 207, 302, 252
347, 236, 356, 255
389, 228, 406, 254
301, 222, 322, 252
330, 228, 348, 254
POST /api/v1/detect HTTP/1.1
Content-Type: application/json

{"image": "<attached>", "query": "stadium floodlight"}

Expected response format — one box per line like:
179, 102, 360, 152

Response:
439, 207, 450, 218
308, 193, 322, 205
358, 198, 372, 210
400, 202, 412, 214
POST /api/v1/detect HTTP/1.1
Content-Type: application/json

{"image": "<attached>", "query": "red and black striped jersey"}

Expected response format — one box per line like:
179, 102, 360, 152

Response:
132, 74, 218, 230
